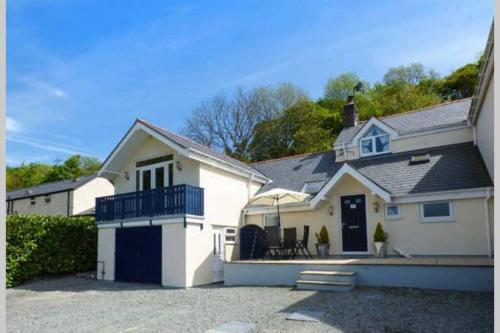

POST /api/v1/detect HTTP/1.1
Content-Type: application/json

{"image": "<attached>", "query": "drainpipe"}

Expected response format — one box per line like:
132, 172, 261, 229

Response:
483, 188, 492, 258
473, 126, 477, 146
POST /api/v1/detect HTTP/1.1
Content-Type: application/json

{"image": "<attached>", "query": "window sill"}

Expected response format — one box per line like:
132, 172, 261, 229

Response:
420, 218, 455, 223
385, 216, 401, 220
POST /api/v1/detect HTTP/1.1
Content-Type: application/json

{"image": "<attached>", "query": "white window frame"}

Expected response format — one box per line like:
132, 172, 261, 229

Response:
385, 204, 400, 220
360, 132, 390, 157
263, 213, 280, 227
420, 201, 453, 222
136, 161, 173, 191
224, 227, 237, 244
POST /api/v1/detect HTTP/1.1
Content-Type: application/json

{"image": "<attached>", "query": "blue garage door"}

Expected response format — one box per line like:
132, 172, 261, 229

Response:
115, 226, 162, 284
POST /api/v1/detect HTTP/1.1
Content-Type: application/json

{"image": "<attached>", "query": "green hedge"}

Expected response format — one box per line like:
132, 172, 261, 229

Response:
7, 215, 97, 287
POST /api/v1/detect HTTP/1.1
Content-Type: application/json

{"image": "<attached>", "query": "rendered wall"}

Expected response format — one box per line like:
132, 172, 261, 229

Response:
185, 223, 213, 286
72, 177, 114, 215
476, 75, 494, 180
246, 174, 493, 256
113, 136, 200, 194
10, 191, 70, 216
97, 227, 115, 281
335, 126, 473, 162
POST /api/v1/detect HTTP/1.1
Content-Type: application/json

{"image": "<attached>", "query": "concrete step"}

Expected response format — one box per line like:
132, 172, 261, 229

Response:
296, 280, 354, 292
299, 271, 356, 284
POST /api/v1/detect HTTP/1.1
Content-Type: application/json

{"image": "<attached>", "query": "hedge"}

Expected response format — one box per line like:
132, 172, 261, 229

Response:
7, 215, 97, 287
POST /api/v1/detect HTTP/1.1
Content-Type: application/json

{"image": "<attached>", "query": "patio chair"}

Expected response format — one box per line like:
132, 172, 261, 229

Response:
295, 225, 313, 259
283, 228, 297, 259
264, 226, 283, 259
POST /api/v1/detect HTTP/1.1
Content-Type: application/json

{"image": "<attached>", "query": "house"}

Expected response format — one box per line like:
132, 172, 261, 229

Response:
95, 120, 267, 287
245, 97, 493, 259
6, 175, 114, 217
96, 89, 493, 288
469, 22, 494, 181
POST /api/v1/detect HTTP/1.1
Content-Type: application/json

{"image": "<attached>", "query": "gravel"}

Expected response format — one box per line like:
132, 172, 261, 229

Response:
7, 275, 493, 333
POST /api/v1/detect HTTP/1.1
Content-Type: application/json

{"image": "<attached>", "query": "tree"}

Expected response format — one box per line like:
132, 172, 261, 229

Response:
249, 101, 337, 161
183, 83, 308, 161
6, 163, 52, 191
324, 73, 367, 101
437, 60, 481, 100
42, 155, 101, 183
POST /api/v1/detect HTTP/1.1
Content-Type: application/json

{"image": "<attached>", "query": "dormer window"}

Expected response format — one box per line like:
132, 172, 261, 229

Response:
360, 126, 390, 157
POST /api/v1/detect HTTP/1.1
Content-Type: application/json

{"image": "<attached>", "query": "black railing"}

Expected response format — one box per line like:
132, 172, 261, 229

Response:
95, 184, 204, 223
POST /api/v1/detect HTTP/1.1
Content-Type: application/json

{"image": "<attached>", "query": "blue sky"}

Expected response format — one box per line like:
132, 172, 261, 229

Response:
7, 0, 493, 166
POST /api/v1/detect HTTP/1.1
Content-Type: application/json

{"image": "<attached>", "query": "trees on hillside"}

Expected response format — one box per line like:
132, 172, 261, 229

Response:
7, 155, 101, 191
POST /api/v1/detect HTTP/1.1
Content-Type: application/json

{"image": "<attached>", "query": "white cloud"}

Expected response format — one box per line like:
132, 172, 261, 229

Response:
6, 117, 23, 134
7, 135, 97, 157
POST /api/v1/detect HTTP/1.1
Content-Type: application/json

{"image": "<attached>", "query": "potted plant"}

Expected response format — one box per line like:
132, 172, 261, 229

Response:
373, 223, 388, 258
315, 226, 330, 258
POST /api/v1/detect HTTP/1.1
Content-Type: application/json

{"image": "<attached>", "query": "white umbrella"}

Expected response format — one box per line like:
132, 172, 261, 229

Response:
249, 188, 309, 228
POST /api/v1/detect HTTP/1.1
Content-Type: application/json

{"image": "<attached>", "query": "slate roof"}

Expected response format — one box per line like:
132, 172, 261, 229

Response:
7, 175, 97, 201
138, 119, 266, 178
251, 143, 492, 197
335, 98, 472, 145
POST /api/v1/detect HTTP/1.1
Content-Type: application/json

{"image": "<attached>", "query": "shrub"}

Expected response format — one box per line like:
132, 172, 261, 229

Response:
373, 222, 388, 242
7, 215, 97, 287
315, 225, 330, 244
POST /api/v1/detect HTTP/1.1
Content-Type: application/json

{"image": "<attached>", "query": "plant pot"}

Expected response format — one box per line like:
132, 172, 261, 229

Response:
316, 243, 330, 258
373, 242, 387, 258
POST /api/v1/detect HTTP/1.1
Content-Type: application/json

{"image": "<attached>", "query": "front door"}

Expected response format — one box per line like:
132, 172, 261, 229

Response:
212, 228, 224, 282
340, 195, 368, 252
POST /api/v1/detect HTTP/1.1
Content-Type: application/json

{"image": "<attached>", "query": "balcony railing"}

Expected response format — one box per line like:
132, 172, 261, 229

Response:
95, 184, 204, 223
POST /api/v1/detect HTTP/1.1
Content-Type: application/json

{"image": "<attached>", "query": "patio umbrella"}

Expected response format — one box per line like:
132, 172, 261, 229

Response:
249, 188, 309, 228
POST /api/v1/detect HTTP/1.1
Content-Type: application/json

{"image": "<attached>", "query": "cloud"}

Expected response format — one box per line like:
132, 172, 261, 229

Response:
7, 135, 98, 157
6, 117, 23, 134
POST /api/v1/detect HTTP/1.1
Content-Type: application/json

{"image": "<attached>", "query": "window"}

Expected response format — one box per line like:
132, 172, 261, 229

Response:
385, 204, 400, 219
264, 214, 280, 227
225, 228, 237, 244
302, 180, 325, 194
420, 201, 453, 222
410, 153, 430, 165
360, 126, 390, 156
44, 195, 51, 204
30, 197, 36, 206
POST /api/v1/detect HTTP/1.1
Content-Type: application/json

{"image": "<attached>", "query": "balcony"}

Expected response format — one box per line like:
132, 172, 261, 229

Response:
95, 184, 204, 223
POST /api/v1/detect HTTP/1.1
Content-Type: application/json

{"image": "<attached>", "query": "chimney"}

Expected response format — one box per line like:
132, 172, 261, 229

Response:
343, 95, 359, 128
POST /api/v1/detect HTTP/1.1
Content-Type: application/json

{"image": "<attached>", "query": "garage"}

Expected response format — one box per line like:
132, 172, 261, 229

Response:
115, 226, 162, 284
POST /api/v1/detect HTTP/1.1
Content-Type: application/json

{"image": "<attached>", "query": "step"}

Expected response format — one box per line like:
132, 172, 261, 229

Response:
296, 280, 354, 292
299, 271, 356, 284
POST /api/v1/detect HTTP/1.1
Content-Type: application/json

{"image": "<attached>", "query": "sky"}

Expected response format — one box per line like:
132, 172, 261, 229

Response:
6, 0, 493, 166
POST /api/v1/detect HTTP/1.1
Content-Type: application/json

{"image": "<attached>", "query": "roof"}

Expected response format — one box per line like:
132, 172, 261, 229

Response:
137, 119, 266, 178
469, 22, 494, 124
335, 98, 472, 146
7, 175, 97, 201
251, 142, 492, 197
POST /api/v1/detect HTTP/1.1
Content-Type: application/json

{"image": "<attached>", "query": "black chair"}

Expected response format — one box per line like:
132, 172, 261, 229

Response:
264, 226, 282, 259
295, 225, 313, 259
283, 228, 297, 259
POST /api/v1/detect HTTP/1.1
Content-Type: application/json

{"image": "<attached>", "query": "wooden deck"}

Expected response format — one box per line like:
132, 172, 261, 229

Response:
230, 256, 493, 267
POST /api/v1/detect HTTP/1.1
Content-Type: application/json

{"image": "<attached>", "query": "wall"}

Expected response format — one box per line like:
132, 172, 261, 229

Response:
185, 223, 213, 286
72, 177, 114, 215
10, 191, 70, 216
246, 174, 493, 256
162, 222, 187, 287
97, 228, 115, 280
475, 75, 494, 180
335, 126, 473, 162
113, 136, 200, 194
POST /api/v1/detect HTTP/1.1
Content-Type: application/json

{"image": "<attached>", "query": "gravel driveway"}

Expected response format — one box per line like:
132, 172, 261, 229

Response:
7, 275, 493, 333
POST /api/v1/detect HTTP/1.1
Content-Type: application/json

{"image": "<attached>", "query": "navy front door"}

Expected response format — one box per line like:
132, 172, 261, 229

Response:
340, 195, 368, 252
115, 226, 162, 284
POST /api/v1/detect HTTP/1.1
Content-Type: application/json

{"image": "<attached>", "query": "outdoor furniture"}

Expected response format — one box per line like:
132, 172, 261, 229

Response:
283, 228, 297, 259
295, 225, 313, 259
264, 226, 283, 259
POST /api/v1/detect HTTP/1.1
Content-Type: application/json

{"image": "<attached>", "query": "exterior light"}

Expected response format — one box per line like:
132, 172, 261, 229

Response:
176, 161, 182, 171
124, 171, 130, 181
328, 205, 334, 216
373, 201, 379, 213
